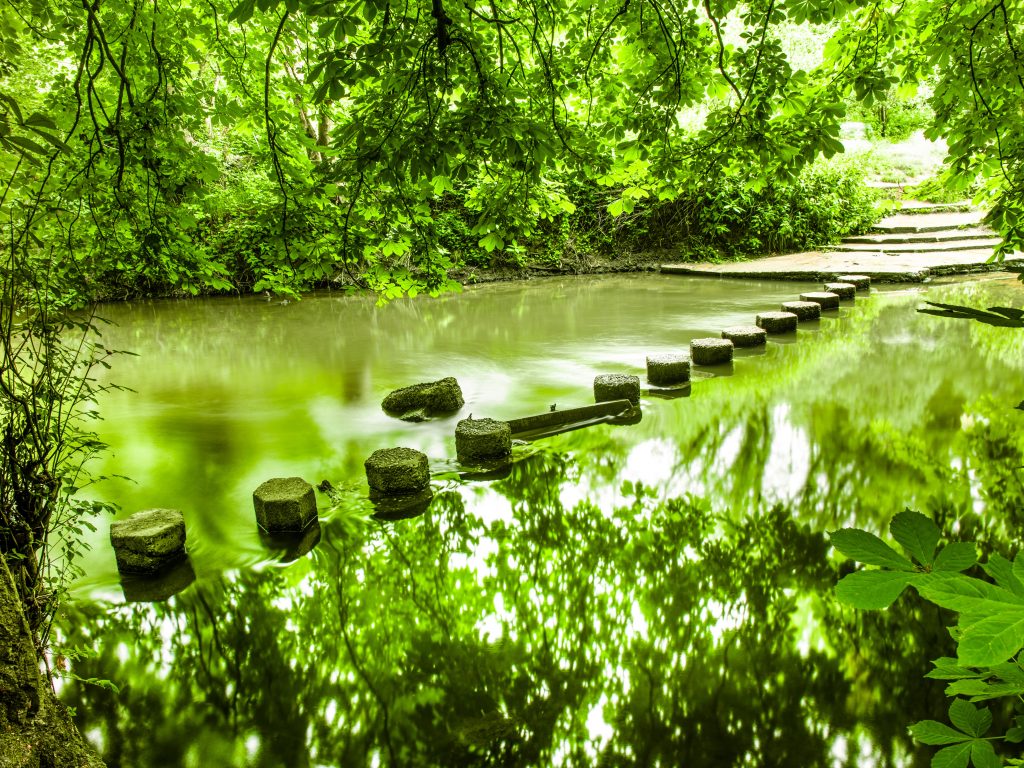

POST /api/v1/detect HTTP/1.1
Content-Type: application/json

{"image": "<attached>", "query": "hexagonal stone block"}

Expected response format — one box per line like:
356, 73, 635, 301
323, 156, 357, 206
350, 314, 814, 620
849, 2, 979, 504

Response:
594, 374, 641, 404
456, 418, 512, 462
382, 377, 464, 421
781, 301, 821, 321
365, 448, 430, 495
756, 311, 799, 333
253, 477, 318, 532
823, 282, 857, 299
836, 274, 871, 290
645, 355, 690, 386
799, 291, 840, 310
110, 508, 187, 574
690, 338, 734, 365
721, 325, 767, 347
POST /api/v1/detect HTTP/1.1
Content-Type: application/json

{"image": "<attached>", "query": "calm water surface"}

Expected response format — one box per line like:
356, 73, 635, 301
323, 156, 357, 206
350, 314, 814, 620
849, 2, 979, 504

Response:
59, 273, 1024, 767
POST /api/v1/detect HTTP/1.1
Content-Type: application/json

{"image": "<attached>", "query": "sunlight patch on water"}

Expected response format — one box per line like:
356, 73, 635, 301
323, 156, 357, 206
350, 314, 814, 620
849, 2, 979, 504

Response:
245, 734, 260, 761
703, 596, 746, 643
475, 591, 516, 642
621, 439, 682, 491
583, 693, 614, 758
761, 404, 811, 501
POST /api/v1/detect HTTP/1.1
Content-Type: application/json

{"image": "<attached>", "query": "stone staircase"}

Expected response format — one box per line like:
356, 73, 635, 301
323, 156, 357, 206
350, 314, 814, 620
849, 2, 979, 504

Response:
826, 204, 1002, 261
662, 202, 1024, 282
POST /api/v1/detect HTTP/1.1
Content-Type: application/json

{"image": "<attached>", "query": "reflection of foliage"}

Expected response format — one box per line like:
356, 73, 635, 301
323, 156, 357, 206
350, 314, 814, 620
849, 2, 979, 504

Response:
832, 511, 1024, 768
62, 478, 960, 766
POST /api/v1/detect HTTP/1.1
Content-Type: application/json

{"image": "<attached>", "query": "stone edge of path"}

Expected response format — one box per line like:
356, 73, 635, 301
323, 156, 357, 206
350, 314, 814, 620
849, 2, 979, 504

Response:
660, 260, 1024, 282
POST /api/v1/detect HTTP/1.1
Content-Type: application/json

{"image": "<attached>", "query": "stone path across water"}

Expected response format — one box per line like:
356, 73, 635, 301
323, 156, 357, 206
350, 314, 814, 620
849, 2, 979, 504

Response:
661, 202, 1024, 282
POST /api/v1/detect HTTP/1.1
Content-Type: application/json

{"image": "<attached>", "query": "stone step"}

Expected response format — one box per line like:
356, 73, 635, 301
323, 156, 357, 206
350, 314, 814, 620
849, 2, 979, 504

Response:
871, 210, 986, 233
829, 238, 1002, 254
895, 201, 974, 215
843, 228, 995, 245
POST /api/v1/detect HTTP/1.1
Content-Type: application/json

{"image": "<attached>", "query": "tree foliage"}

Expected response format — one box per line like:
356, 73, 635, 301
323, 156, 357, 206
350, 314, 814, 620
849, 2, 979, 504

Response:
2, 0, 1021, 301
832, 511, 1024, 768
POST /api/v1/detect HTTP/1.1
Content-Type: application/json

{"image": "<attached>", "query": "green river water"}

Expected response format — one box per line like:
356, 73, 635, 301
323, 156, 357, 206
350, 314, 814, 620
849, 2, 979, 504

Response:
57, 273, 1024, 767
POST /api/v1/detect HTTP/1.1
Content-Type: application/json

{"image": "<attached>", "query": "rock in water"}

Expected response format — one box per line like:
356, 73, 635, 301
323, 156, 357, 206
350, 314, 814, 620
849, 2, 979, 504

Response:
382, 377, 464, 421
110, 508, 187, 573
756, 311, 799, 333
690, 338, 734, 365
799, 291, 840, 310
593, 374, 642, 404
721, 325, 767, 347
781, 301, 821, 321
253, 477, 318, 532
455, 418, 512, 462
365, 447, 431, 495
645, 355, 690, 386
823, 282, 857, 299
836, 274, 871, 290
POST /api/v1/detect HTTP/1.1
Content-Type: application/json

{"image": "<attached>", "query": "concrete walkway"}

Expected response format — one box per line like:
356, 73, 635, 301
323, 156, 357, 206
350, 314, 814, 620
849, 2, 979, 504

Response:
662, 203, 1024, 282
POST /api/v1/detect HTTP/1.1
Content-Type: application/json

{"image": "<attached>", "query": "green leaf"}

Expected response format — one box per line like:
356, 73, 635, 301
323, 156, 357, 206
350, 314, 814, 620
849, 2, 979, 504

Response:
957, 610, 1024, 667
228, 0, 256, 22
910, 720, 971, 745
829, 528, 915, 570
27, 128, 72, 154
1013, 553, 1024, 588
22, 112, 56, 130
7, 135, 49, 155
926, 657, 982, 680
934, 542, 979, 573
890, 510, 940, 565
931, 741, 972, 768
948, 699, 991, 737
835, 570, 916, 610
478, 233, 504, 252
918, 574, 1024, 614
945, 678, 1024, 701
983, 554, 1024, 595
970, 740, 1000, 768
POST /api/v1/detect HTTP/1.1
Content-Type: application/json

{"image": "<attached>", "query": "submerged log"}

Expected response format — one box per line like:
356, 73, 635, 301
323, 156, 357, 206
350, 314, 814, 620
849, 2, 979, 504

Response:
507, 399, 634, 438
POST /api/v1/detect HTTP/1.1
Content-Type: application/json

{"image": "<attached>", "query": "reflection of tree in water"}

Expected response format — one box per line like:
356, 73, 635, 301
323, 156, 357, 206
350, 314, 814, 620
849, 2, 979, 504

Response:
63, 459, 962, 766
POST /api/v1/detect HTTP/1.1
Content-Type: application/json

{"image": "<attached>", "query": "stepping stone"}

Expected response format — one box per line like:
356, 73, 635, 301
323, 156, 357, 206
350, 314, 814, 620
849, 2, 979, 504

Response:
721, 325, 767, 347
365, 447, 430, 495
781, 301, 821, 320
594, 374, 641, 405
799, 291, 840, 310
110, 508, 187, 574
756, 311, 798, 333
455, 418, 512, 462
253, 477, 318, 532
382, 377, 464, 421
823, 282, 857, 299
836, 275, 871, 290
645, 356, 690, 386
690, 338, 733, 365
